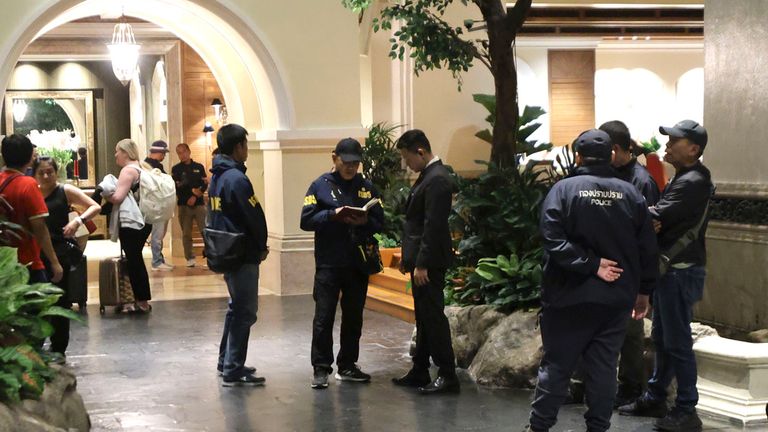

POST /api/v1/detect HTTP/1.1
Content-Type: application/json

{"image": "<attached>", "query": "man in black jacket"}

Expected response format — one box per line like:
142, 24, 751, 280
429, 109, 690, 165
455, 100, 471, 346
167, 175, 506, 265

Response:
619, 120, 713, 432
528, 129, 658, 432
300, 138, 384, 389
603, 120, 660, 407
172, 143, 208, 268
207, 124, 269, 387
391, 129, 458, 395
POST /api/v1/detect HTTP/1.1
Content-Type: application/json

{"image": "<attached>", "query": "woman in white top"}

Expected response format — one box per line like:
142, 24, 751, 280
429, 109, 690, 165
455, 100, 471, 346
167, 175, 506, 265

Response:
105, 139, 153, 313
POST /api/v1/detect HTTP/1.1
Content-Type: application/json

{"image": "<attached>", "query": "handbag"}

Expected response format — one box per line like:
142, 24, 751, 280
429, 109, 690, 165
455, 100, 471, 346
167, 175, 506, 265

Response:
352, 233, 384, 275
203, 227, 246, 274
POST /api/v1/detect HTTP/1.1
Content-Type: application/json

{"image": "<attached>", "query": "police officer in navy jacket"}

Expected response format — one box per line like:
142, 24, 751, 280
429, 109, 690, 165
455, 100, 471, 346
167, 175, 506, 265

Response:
301, 138, 384, 389
528, 129, 658, 432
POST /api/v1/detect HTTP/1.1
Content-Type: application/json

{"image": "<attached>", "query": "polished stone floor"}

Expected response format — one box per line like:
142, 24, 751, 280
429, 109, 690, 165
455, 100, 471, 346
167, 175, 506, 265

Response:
63, 295, 744, 432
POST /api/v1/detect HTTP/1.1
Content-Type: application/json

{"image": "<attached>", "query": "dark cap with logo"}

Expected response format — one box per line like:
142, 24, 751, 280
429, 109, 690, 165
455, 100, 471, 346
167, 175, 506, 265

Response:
574, 129, 613, 161
150, 140, 170, 154
334, 138, 363, 163
659, 120, 707, 150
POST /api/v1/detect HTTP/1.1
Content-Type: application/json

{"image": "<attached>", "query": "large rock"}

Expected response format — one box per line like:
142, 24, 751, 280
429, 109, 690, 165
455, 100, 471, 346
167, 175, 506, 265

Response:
0, 366, 90, 431
467, 310, 542, 388
445, 305, 506, 368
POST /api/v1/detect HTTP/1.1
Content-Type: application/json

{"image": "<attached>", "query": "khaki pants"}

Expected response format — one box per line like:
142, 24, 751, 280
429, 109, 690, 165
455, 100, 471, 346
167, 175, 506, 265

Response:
177, 205, 207, 260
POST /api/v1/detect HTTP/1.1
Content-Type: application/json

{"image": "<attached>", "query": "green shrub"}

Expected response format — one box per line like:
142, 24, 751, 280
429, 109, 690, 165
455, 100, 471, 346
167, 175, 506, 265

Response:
0, 247, 83, 403
362, 122, 411, 244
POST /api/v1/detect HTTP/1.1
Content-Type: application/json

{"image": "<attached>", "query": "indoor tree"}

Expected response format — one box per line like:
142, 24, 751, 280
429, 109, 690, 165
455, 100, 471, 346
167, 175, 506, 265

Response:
342, 0, 533, 167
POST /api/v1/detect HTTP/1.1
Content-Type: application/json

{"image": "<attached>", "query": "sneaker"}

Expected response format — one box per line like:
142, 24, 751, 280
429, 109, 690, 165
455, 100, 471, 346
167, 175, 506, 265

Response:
221, 373, 266, 387
311, 368, 329, 389
654, 407, 702, 431
618, 394, 668, 418
335, 365, 371, 383
152, 263, 174, 271
186, 259, 196, 267
217, 366, 256, 377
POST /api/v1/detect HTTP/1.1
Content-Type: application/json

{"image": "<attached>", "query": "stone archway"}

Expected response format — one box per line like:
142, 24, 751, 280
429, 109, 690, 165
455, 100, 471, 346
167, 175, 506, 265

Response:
0, 0, 293, 135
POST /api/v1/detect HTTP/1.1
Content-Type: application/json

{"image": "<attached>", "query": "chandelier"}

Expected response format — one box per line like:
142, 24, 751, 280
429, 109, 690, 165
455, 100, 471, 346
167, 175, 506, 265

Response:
107, 20, 140, 86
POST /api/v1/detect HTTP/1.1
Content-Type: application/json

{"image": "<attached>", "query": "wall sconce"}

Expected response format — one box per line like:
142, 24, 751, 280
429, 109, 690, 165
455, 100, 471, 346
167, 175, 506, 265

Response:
12, 99, 27, 122
202, 122, 215, 133
211, 98, 227, 125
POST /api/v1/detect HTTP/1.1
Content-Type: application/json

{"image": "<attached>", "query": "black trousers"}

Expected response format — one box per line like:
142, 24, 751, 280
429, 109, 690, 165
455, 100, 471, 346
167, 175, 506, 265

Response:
411, 268, 456, 377
41, 256, 72, 355
119, 225, 152, 301
311, 266, 369, 372
618, 315, 646, 395
530, 304, 629, 432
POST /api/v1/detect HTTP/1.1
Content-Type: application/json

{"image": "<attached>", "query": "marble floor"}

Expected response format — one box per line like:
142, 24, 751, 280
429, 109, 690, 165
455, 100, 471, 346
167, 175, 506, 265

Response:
64, 292, 744, 432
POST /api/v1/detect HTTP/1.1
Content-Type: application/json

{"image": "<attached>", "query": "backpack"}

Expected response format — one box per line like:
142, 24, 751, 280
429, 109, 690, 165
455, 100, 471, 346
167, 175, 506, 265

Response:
137, 168, 176, 224
0, 174, 23, 246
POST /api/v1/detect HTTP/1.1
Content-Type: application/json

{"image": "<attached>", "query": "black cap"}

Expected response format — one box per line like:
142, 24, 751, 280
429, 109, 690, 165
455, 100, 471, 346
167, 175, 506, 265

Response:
334, 138, 363, 163
659, 120, 707, 149
574, 129, 613, 161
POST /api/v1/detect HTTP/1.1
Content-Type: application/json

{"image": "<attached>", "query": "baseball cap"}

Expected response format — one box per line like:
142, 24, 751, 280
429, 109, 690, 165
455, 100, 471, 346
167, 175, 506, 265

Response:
659, 120, 708, 149
149, 140, 170, 154
574, 129, 613, 161
334, 138, 363, 163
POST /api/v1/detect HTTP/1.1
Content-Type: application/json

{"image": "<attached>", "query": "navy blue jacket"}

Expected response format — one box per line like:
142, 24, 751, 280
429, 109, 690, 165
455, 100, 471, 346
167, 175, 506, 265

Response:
300, 171, 384, 268
614, 158, 660, 205
650, 162, 713, 266
540, 165, 658, 310
207, 155, 268, 265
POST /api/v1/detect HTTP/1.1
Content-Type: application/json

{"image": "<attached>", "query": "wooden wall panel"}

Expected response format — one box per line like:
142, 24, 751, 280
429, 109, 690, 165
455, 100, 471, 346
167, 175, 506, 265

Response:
181, 42, 223, 170
548, 50, 595, 146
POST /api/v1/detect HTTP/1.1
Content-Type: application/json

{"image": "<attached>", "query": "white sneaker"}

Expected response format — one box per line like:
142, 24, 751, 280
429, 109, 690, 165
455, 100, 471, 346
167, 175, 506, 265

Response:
186, 259, 196, 267
152, 263, 174, 271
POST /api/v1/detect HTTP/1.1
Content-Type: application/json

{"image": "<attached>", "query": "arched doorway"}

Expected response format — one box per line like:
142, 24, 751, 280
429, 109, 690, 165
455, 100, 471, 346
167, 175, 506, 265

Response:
0, 0, 292, 134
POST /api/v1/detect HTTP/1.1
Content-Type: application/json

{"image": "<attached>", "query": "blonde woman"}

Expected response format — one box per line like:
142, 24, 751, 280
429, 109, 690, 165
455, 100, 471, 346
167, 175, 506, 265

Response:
104, 139, 153, 313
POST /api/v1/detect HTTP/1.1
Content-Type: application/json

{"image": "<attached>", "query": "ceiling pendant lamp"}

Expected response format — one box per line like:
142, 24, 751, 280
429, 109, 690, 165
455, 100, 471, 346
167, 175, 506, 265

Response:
107, 19, 140, 86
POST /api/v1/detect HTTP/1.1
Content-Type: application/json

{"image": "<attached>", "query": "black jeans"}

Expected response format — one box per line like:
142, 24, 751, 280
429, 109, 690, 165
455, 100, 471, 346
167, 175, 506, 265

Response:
411, 268, 456, 377
530, 304, 629, 432
48, 261, 72, 354
119, 225, 152, 301
311, 266, 368, 372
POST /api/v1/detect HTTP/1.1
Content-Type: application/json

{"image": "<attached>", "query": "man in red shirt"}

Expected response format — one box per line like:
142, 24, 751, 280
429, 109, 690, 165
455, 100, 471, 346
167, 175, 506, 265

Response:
1, 134, 63, 284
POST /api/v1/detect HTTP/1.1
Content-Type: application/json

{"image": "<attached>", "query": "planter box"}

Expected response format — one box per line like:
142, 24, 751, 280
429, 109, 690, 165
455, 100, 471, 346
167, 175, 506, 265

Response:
379, 247, 400, 269
694, 336, 768, 426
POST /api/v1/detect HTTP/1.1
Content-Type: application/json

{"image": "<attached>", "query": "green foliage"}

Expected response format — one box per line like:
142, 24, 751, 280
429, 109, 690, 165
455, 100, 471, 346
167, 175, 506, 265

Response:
352, 0, 477, 88
446, 252, 542, 311
638, 136, 662, 154
472, 94, 553, 155
0, 246, 83, 403
374, 233, 399, 249
12, 99, 74, 137
362, 123, 410, 244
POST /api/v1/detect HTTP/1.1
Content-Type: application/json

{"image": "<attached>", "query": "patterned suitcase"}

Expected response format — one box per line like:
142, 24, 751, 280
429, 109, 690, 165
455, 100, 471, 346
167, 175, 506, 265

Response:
98, 256, 135, 314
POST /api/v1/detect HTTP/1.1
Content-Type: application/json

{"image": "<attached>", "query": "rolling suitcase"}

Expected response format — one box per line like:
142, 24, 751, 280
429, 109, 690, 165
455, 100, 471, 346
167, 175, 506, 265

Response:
67, 254, 88, 310
98, 256, 135, 314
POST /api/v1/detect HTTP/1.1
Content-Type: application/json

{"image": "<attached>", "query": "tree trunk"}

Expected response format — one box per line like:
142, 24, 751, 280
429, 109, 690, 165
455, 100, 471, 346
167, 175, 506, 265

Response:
491, 50, 519, 168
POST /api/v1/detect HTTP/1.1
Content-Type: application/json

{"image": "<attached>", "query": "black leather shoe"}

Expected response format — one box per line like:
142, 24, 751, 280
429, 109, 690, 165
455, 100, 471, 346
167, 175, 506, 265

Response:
392, 370, 431, 388
654, 407, 702, 431
417, 375, 460, 395
618, 395, 668, 418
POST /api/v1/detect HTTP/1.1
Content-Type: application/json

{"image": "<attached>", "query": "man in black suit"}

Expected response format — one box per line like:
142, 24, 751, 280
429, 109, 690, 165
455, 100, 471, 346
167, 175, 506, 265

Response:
391, 129, 459, 395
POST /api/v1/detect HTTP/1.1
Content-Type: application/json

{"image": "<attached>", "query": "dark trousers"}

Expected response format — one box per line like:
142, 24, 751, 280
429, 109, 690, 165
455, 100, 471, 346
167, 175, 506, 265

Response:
311, 266, 368, 372
411, 268, 456, 377
646, 266, 705, 410
220, 263, 260, 379
618, 315, 646, 396
48, 261, 72, 355
119, 225, 152, 301
530, 304, 630, 432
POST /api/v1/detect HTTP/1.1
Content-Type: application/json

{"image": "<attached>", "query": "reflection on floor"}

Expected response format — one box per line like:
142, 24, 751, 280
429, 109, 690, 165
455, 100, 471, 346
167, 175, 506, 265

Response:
82, 240, 235, 305
64, 296, 738, 432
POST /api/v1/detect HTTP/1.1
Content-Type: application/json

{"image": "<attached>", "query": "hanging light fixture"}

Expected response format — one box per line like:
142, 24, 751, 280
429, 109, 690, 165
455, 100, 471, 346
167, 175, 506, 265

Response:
107, 18, 140, 86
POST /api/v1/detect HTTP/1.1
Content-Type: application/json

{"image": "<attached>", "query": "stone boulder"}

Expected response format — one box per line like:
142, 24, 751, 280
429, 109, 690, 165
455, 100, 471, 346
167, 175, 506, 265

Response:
0, 366, 90, 431
468, 310, 541, 388
445, 305, 506, 368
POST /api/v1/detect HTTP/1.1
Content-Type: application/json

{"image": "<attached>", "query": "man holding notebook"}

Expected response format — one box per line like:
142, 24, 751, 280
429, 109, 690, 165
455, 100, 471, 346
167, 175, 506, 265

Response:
300, 137, 384, 389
